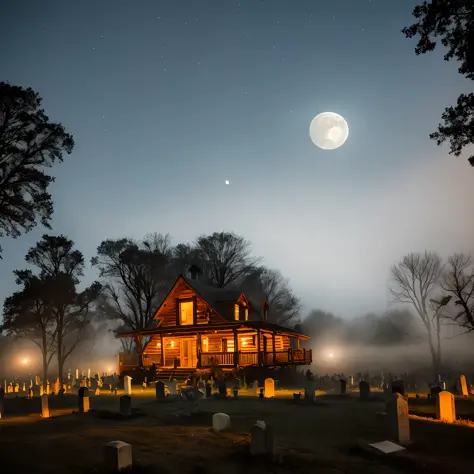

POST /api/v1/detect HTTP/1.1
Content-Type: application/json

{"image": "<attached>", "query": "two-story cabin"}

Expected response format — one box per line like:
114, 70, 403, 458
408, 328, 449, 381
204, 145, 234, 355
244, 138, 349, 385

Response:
118, 269, 312, 378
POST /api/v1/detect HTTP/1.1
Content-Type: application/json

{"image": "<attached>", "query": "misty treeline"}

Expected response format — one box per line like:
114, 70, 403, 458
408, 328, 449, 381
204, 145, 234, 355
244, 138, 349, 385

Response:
1, 231, 304, 384
390, 251, 474, 379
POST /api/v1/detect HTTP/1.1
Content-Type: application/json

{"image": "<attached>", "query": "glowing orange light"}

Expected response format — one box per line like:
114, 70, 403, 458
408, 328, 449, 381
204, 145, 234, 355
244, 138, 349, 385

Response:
22, 359, 28, 364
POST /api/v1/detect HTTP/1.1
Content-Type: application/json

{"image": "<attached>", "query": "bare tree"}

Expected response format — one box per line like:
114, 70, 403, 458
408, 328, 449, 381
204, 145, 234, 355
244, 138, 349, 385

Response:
195, 231, 260, 288
389, 252, 443, 377
24, 235, 101, 386
91, 235, 169, 350
243, 268, 301, 325
3, 270, 56, 389
441, 253, 474, 332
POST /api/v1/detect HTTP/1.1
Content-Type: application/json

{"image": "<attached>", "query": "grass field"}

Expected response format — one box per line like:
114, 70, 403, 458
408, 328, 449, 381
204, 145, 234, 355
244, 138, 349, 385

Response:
0, 388, 473, 474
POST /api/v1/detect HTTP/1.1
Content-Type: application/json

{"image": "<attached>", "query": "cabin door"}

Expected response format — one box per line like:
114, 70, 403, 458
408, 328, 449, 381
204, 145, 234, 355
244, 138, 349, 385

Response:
180, 338, 197, 368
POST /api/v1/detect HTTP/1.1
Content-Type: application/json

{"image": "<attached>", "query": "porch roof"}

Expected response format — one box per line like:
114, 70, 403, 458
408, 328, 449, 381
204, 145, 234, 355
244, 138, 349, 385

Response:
118, 320, 310, 340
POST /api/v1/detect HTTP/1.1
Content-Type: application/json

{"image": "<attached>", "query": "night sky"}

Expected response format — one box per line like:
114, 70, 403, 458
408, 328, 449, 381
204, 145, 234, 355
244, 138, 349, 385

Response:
1, 0, 473, 318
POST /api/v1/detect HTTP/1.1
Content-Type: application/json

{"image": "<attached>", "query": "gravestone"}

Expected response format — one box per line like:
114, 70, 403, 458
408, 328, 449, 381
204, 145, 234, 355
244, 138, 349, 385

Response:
304, 382, 314, 401
78, 386, 90, 413
264, 378, 275, 398
218, 380, 227, 397
197, 380, 205, 395
0, 387, 4, 418
392, 380, 405, 396
124, 376, 132, 396
359, 381, 370, 399
436, 391, 456, 423
250, 422, 267, 455
155, 381, 165, 401
166, 380, 178, 396
120, 395, 132, 416
41, 394, 50, 418
386, 393, 410, 444
212, 412, 231, 432
458, 375, 468, 398
104, 440, 132, 472
340, 379, 347, 396
205, 382, 212, 398
252, 380, 259, 394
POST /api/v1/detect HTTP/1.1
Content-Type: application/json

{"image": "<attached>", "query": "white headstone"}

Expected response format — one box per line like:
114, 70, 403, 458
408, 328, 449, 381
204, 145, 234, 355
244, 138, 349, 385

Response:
459, 375, 468, 397
264, 378, 275, 398
386, 393, 410, 445
166, 380, 177, 395
103, 440, 132, 472
212, 412, 231, 432
124, 376, 132, 395
436, 391, 456, 423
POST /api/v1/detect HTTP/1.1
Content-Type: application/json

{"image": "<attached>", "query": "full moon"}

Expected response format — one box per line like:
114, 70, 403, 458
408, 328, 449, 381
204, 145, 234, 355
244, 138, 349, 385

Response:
225, 180, 230, 185
309, 112, 349, 150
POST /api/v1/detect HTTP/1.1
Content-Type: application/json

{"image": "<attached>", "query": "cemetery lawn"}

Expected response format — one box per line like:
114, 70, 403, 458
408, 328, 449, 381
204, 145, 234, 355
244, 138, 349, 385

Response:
0, 390, 473, 474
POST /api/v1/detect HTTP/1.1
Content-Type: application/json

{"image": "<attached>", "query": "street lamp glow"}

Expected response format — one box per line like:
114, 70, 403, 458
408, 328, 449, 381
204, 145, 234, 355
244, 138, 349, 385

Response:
22, 358, 28, 364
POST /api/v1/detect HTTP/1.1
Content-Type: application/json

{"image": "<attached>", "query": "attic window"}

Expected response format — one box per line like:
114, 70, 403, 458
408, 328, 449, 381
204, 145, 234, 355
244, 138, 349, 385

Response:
234, 304, 239, 321
244, 307, 248, 321
179, 300, 194, 325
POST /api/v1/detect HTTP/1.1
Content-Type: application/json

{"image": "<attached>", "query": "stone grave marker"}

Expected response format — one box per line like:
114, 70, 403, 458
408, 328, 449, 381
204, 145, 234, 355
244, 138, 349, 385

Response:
359, 381, 370, 399
386, 393, 410, 445
436, 391, 456, 423
0, 387, 4, 418
197, 380, 205, 395
250, 422, 267, 455
104, 440, 132, 472
304, 382, 314, 401
218, 380, 227, 397
166, 380, 178, 396
252, 380, 259, 395
124, 375, 132, 396
120, 395, 132, 416
78, 386, 90, 413
264, 378, 275, 398
212, 412, 231, 432
41, 393, 50, 418
458, 375, 468, 398
155, 381, 165, 401
340, 378, 347, 396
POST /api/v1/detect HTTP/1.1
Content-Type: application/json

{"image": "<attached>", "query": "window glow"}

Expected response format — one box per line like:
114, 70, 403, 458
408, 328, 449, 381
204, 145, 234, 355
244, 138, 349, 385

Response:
234, 304, 239, 321
179, 300, 193, 325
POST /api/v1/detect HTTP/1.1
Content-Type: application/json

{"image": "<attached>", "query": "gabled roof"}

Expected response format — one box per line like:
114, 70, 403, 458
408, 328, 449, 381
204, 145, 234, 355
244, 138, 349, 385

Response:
182, 276, 244, 306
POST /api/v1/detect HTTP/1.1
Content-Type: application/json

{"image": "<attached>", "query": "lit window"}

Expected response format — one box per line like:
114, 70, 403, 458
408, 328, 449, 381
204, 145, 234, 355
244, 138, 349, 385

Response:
234, 304, 240, 321
244, 307, 249, 321
179, 300, 193, 325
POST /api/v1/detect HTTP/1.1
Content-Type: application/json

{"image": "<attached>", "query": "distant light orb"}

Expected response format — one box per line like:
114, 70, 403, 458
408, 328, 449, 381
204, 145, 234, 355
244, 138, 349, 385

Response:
225, 180, 230, 185
309, 112, 349, 150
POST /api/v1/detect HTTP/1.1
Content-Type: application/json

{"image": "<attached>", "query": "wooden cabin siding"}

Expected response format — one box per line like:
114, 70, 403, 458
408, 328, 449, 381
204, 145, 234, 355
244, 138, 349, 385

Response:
143, 335, 162, 356
156, 279, 226, 328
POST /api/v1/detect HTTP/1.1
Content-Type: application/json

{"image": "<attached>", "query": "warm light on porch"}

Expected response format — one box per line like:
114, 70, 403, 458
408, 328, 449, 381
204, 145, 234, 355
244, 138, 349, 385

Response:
171, 340, 175, 348
156, 342, 161, 347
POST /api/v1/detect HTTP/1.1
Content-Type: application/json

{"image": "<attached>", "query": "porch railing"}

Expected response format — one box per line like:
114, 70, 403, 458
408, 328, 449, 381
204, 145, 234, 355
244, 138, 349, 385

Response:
119, 347, 312, 369
201, 352, 235, 367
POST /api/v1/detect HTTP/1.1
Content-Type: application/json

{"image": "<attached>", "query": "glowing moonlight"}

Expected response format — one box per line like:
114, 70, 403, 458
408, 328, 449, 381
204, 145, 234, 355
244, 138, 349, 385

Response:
309, 112, 349, 150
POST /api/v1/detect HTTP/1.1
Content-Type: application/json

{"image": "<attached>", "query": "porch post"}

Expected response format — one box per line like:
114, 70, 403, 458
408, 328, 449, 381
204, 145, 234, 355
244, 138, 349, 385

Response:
136, 335, 143, 366
160, 333, 164, 366
272, 331, 276, 364
257, 328, 262, 366
197, 333, 202, 369
233, 329, 239, 367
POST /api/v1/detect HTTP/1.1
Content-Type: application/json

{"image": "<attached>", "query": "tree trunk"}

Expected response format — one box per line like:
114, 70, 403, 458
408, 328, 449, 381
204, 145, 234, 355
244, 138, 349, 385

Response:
57, 331, 64, 387
425, 319, 440, 380
58, 357, 65, 388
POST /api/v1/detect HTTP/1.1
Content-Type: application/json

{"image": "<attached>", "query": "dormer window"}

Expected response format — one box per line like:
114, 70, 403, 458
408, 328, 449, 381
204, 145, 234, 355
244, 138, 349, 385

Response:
234, 304, 240, 321
179, 300, 194, 325
244, 306, 248, 321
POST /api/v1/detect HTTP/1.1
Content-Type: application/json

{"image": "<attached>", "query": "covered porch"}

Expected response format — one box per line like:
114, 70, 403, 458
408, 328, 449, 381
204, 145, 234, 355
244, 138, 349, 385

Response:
118, 323, 312, 370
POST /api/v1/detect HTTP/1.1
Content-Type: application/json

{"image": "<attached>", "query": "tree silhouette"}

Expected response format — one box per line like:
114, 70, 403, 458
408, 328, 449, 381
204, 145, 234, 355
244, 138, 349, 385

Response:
195, 231, 260, 288
402, 1, 474, 165
0, 83, 74, 254
22, 235, 101, 386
